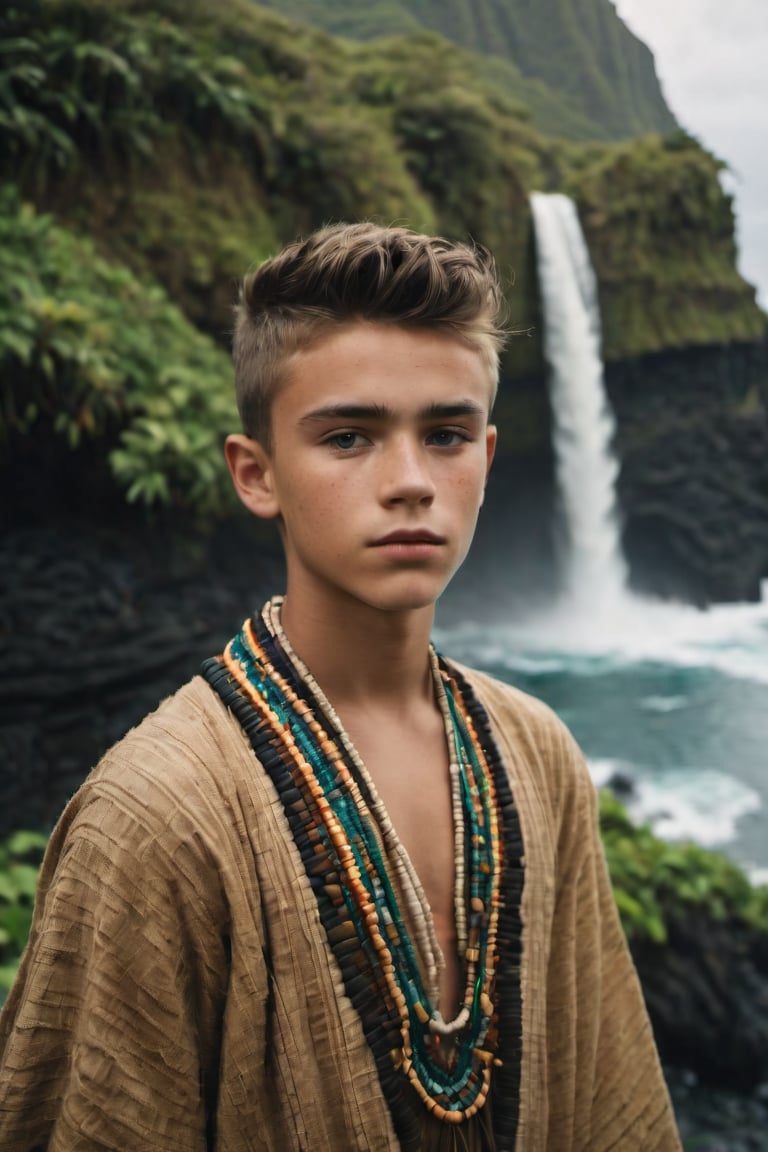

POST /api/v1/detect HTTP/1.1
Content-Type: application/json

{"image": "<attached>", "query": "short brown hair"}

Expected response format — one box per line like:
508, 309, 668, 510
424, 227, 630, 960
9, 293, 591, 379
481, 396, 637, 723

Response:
233, 222, 506, 447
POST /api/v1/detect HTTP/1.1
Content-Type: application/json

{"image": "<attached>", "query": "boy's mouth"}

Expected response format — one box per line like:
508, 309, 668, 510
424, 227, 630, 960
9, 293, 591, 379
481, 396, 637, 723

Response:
370, 529, 445, 546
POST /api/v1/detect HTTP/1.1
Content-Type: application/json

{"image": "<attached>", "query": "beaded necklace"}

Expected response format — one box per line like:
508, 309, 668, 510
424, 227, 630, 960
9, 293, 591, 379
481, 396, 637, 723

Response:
264, 600, 454, 1009
202, 601, 525, 1151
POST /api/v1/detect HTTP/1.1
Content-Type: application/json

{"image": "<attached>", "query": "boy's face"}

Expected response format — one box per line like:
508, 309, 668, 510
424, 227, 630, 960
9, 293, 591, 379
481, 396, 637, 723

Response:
227, 321, 496, 618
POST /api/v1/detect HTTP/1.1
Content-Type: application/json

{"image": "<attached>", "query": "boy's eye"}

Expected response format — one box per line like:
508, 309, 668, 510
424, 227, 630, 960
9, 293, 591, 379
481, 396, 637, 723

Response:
428, 429, 468, 447
328, 431, 363, 450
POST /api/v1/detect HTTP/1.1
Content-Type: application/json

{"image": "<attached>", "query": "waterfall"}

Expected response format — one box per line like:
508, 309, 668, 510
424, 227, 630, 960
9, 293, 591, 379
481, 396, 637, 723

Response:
530, 192, 629, 611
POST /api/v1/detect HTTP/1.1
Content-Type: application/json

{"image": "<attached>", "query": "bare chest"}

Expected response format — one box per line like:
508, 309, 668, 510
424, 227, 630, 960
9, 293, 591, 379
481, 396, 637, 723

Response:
345, 719, 462, 1015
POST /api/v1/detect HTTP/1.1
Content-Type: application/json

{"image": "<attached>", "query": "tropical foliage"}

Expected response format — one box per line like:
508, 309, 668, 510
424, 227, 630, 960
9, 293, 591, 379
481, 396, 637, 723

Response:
0, 185, 237, 512
1, 0, 764, 515
600, 791, 768, 944
0, 831, 47, 1000
574, 134, 766, 355
2, 0, 760, 356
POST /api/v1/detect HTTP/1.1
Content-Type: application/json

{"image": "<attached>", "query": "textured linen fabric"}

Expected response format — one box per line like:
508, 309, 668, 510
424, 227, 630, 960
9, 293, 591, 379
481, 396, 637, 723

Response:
0, 666, 682, 1151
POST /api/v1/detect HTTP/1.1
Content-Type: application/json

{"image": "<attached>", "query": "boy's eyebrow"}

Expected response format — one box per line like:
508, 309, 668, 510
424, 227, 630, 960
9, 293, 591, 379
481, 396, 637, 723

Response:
299, 400, 486, 425
421, 400, 486, 419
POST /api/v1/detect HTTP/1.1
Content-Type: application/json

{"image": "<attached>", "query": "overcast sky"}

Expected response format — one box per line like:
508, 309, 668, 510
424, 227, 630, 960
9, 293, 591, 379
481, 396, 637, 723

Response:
612, 0, 768, 309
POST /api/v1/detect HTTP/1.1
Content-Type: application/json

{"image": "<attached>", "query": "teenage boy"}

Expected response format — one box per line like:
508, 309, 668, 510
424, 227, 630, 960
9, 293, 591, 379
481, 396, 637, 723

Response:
0, 223, 681, 1151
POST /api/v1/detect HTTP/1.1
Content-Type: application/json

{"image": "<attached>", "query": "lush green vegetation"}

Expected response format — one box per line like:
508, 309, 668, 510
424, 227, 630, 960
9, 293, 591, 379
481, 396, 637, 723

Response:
574, 135, 766, 356
1, 0, 764, 514
0, 186, 237, 512
2, 0, 758, 354
0, 831, 47, 1000
600, 791, 768, 944
251, 0, 678, 142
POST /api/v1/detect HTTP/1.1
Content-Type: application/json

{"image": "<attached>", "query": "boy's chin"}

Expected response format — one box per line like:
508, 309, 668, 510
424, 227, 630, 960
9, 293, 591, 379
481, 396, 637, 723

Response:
357, 579, 453, 615
287, 565, 460, 616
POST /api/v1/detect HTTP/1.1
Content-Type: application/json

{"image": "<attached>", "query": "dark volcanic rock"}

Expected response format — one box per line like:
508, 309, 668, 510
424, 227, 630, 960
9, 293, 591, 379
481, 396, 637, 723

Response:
605, 768, 637, 798
667, 1069, 768, 1152
605, 339, 768, 605
631, 911, 768, 1091
0, 518, 284, 838
486, 337, 768, 609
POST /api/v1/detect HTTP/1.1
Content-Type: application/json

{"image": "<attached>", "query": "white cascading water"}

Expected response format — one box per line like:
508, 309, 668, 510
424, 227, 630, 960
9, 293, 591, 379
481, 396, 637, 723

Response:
443, 189, 768, 671
440, 197, 768, 873
530, 192, 629, 614
438, 195, 768, 869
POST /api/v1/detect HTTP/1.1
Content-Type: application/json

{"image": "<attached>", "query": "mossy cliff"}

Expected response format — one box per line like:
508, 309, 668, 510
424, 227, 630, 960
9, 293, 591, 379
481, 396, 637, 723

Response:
252, 0, 679, 142
2, 0, 764, 539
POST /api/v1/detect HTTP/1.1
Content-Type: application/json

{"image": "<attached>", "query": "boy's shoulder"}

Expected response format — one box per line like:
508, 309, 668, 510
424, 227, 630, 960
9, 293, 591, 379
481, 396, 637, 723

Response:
91, 674, 236, 784
58, 675, 247, 852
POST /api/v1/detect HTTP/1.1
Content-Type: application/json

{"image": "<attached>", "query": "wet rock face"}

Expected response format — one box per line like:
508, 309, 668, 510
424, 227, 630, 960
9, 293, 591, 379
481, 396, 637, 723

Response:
0, 518, 284, 840
488, 337, 768, 608
632, 911, 768, 1091
605, 339, 768, 606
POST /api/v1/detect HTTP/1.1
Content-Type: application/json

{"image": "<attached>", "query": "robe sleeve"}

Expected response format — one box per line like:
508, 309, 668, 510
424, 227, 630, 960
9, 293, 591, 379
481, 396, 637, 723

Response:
0, 771, 237, 1152
546, 723, 682, 1152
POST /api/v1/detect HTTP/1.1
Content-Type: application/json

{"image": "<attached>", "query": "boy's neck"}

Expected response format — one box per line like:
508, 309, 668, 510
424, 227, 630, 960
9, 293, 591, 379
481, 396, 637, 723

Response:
279, 591, 436, 709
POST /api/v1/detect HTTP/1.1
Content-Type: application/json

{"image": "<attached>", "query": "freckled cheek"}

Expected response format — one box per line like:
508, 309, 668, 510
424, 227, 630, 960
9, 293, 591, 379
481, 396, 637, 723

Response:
450, 469, 485, 501
292, 481, 351, 540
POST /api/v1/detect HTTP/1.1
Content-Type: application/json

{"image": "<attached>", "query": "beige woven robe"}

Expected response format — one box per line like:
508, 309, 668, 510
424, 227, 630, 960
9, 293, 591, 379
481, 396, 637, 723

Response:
0, 665, 681, 1151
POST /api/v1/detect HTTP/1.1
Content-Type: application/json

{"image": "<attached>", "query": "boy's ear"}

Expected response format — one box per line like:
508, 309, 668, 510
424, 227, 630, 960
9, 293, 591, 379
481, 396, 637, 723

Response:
481, 424, 497, 505
224, 434, 281, 520
485, 424, 497, 477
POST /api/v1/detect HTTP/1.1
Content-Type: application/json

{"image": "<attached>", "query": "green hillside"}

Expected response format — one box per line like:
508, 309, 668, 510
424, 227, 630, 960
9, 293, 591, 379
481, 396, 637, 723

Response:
1, 0, 763, 516
251, 0, 678, 141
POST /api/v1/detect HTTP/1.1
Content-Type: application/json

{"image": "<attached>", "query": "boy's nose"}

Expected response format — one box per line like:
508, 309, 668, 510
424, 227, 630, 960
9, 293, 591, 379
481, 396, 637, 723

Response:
380, 439, 436, 505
